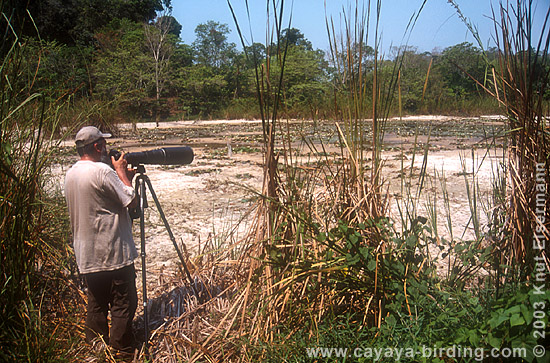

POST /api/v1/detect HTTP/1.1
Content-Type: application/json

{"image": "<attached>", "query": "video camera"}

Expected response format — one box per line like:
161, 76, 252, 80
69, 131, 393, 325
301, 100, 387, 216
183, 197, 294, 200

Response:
109, 146, 194, 166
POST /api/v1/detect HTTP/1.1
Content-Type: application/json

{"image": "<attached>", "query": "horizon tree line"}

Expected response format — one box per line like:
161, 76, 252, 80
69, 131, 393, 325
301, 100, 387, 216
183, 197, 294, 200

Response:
6, 0, 549, 125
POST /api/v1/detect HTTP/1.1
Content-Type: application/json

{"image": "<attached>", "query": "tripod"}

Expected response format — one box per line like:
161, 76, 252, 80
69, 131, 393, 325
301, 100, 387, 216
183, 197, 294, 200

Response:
134, 164, 197, 353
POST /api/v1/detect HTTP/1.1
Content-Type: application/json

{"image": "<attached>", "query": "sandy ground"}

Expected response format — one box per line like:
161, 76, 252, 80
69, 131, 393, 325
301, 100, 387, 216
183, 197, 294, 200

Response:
49, 116, 506, 273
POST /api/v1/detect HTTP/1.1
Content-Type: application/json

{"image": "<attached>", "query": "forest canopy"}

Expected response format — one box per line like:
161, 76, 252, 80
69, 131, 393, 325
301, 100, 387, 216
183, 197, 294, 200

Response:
5, 0, 547, 124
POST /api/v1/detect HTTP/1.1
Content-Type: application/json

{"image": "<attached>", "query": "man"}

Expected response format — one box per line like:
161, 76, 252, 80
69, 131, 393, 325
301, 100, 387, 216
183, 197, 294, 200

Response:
65, 126, 138, 355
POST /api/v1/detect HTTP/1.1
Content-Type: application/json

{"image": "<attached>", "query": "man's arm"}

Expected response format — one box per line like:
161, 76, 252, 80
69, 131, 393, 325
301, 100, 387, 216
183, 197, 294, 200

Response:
111, 152, 138, 209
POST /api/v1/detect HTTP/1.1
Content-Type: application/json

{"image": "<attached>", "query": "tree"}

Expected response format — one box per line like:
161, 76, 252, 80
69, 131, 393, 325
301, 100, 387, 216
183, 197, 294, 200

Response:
167, 42, 194, 98
21, 0, 165, 45
164, 15, 182, 37
144, 10, 180, 125
193, 21, 237, 69
397, 46, 433, 113
20, 39, 94, 98
329, 41, 375, 89
178, 65, 229, 117
264, 40, 330, 118
92, 19, 151, 119
280, 27, 313, 50
244, 42, 266, 68
435, 42, 486, 98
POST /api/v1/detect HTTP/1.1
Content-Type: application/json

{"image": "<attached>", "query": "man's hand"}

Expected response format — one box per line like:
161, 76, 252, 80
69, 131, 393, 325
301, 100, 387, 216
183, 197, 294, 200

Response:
125, 167, 136, 182
112, 152, 133, 187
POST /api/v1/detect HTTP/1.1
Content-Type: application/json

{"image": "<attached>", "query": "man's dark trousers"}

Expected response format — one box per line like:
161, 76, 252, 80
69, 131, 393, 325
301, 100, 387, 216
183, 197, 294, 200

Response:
84, 264, 138, 352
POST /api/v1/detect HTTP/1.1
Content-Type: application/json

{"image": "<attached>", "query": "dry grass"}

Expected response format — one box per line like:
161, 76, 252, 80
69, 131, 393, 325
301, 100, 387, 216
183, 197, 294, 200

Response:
194, 0, 428, 359
450, 0, 550, 273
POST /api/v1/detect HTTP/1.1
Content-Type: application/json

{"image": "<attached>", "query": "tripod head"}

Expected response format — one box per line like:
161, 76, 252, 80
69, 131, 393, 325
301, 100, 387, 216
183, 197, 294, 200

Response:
135, 164, 147, 175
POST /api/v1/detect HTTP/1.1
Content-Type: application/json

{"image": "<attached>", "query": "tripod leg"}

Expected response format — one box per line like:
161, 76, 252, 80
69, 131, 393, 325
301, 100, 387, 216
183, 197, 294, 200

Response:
136, 176, 149, 355
142, 176, 198, 297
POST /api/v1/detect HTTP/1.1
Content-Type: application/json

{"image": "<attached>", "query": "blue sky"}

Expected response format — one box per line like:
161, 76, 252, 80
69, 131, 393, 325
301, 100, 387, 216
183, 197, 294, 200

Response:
172, 0, 548, 54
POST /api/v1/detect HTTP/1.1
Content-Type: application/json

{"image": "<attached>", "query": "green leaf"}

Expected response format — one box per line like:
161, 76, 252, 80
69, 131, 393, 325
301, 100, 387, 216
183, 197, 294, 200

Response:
359, 246, 370, 259
489, 311, 508, 328
405, 235, 418, 247
505, 305, 521, 315
417, 282, 428, 294
509, 313, 525, 327
346, 253, 360, 265
385, 314, 396, 326
468, 331, 480, 345
339, 223, 348, 233
367, 259, 377, 271
520, 304, 534, 325
488, 333, 502, 349
1, 142, 13, 166
473, 304, 483, 313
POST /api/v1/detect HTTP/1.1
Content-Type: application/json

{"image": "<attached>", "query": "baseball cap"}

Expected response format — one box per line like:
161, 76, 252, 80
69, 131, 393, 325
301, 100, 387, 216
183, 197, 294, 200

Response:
75, 126, 112, 147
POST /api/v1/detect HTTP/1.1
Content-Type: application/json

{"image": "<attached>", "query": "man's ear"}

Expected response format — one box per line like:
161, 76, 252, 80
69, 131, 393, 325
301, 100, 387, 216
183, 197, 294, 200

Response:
92, 140, 105, 154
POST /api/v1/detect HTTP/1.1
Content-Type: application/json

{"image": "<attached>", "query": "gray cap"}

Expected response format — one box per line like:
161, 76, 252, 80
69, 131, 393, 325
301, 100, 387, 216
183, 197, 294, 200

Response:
75, 126, 111, 147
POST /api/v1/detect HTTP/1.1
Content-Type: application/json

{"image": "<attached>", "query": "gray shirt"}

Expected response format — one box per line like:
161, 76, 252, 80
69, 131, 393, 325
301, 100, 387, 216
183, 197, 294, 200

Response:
65, 160, 137, 274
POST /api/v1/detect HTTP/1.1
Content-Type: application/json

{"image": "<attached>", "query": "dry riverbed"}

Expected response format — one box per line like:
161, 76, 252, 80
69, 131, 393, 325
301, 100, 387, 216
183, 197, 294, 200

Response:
49, 116, 506, 274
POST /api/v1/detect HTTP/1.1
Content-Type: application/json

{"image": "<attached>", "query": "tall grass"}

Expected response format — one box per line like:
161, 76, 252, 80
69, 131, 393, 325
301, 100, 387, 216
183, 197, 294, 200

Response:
451, 0, 550, 275
326, 0, 388, 221
492, 1, 550, 274
0, 11, 79, 360
216, 0, 432, 359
